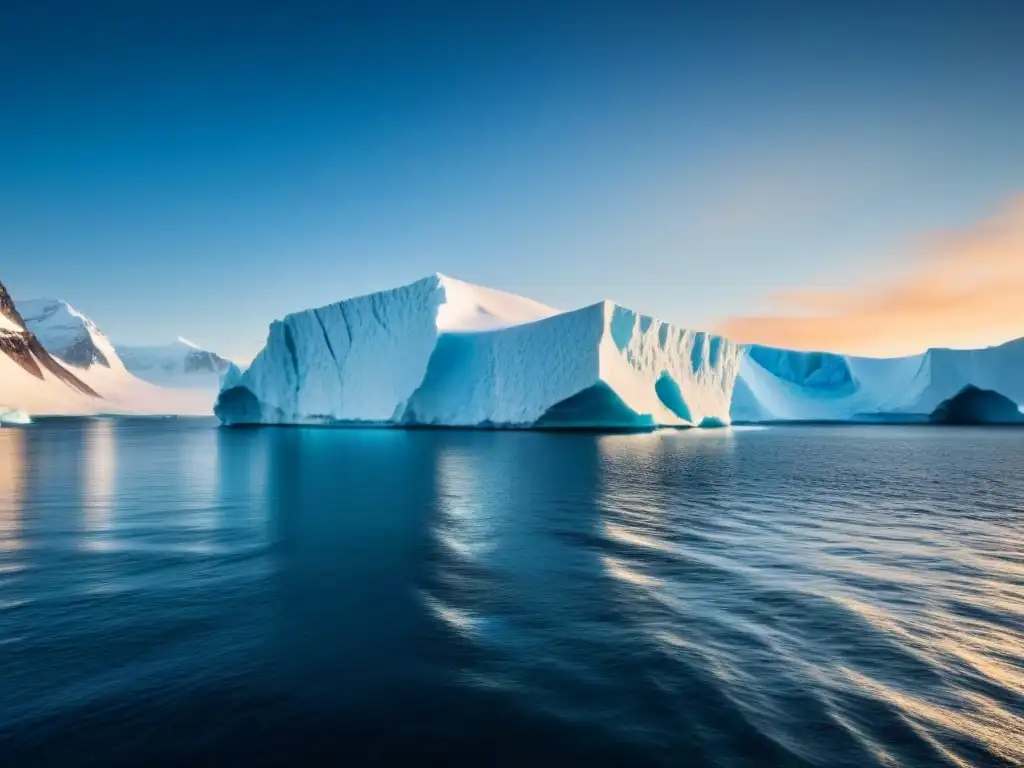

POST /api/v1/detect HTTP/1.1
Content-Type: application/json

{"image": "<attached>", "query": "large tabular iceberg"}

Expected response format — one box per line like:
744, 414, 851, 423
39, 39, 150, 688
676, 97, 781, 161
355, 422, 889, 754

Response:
215, 275, 742, 429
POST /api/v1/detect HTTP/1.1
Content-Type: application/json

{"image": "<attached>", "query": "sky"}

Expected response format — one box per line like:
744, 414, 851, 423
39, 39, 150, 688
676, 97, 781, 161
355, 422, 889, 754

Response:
1, 0, 1022, 362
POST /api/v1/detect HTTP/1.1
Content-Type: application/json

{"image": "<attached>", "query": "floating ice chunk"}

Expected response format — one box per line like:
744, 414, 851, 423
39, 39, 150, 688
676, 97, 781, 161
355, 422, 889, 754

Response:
0, 406, 32, 425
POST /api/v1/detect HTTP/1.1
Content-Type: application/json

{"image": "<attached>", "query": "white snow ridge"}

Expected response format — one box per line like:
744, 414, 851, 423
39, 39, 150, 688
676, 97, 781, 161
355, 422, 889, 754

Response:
215, 275, 742, 429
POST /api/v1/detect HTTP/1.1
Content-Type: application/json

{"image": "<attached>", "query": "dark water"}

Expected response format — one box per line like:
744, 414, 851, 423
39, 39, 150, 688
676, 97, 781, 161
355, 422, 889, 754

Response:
1, 419, 1022, 766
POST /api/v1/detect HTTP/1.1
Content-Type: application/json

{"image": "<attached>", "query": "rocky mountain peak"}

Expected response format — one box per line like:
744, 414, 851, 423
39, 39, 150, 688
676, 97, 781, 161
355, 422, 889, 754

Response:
0, 280, 99, 397
0, 281, 26, 328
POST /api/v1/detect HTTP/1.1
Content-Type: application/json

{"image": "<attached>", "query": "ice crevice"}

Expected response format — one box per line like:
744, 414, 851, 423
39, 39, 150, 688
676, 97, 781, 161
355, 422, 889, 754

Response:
312, 309, 339, 370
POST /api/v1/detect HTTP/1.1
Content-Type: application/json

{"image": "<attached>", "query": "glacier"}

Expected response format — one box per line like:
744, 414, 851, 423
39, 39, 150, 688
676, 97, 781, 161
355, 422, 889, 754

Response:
215, 275, 742, 429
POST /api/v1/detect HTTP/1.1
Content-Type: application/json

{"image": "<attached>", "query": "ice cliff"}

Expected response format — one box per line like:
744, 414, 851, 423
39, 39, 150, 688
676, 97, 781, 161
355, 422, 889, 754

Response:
215, 275, 741, 428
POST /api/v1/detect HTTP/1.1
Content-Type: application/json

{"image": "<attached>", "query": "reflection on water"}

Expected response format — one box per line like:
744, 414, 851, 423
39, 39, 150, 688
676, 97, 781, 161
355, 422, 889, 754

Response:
425, 441, 495, 639
0, 421, 1021, 766
419, 428, 1024, 766
82, 419, 116, 540
433, 441, 495, 564
181, 425, 219, 537
0, 428, 25, 552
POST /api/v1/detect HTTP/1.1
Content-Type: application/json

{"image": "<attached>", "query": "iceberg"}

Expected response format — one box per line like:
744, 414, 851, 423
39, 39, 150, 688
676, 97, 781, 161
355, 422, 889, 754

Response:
0, 407, 32, 426
213, 274, 1024, 429
215, 275, 741, 429
731, 339, 1024, 423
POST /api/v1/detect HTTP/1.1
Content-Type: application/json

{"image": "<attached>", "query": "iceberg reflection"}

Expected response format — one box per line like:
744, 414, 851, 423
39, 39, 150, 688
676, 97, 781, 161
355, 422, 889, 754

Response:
83, 419, 116, 538
433, 442, 496, 564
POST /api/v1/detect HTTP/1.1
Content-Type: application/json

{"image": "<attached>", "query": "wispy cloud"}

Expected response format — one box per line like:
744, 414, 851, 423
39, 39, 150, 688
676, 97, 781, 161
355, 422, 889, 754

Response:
716, 195, 1024, 356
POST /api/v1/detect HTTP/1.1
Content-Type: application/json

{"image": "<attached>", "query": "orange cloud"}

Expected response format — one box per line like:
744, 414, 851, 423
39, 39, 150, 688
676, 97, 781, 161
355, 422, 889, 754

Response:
716, 195, 1024, 357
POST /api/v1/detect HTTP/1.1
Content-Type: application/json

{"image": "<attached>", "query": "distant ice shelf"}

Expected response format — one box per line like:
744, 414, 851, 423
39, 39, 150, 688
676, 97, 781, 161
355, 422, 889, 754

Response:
215, 274, 742, 429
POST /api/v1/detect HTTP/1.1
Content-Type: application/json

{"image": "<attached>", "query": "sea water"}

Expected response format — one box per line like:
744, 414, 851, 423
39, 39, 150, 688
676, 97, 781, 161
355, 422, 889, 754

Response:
0, 419, 1021, 766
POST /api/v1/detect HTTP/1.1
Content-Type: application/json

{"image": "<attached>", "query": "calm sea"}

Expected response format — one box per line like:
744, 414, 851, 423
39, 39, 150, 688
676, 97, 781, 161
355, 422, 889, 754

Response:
0, 419, 1021, 766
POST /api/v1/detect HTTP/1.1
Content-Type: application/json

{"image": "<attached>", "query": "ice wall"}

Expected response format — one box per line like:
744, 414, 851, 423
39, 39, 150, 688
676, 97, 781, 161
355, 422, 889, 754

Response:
218, 276, 445, 424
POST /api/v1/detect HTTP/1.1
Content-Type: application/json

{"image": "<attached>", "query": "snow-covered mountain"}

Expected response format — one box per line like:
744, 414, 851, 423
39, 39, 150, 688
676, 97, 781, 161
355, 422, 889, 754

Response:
117, 338, 231, 389
0, 283, 101, 414
215, 274, 742, 428
18, 298, 120, 370
730, 339, 1024, 423
20, 298, 230, 388
6, 290, 218, 416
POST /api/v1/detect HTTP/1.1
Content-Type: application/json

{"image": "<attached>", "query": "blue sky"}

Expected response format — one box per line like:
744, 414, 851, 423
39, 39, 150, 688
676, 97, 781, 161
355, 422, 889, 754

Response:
2, 0, 1022, 360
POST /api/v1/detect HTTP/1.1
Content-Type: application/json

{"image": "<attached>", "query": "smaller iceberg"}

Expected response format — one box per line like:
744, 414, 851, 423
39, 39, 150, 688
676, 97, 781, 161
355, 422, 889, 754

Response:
0, 406, 32, 426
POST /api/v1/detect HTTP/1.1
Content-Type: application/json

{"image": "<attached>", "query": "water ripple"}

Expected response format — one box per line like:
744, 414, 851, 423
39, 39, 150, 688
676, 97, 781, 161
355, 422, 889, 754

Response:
1, 421, 1021, 766
423, 427, 1024, 765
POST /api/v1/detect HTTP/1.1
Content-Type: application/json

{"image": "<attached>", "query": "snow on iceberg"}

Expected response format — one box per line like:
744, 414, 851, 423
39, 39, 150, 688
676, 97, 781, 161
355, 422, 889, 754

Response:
215, 275, 741, 429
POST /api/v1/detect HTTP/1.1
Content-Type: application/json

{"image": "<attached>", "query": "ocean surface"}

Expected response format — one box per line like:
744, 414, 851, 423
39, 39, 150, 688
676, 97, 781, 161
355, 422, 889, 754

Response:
0, 419, 1021, 766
